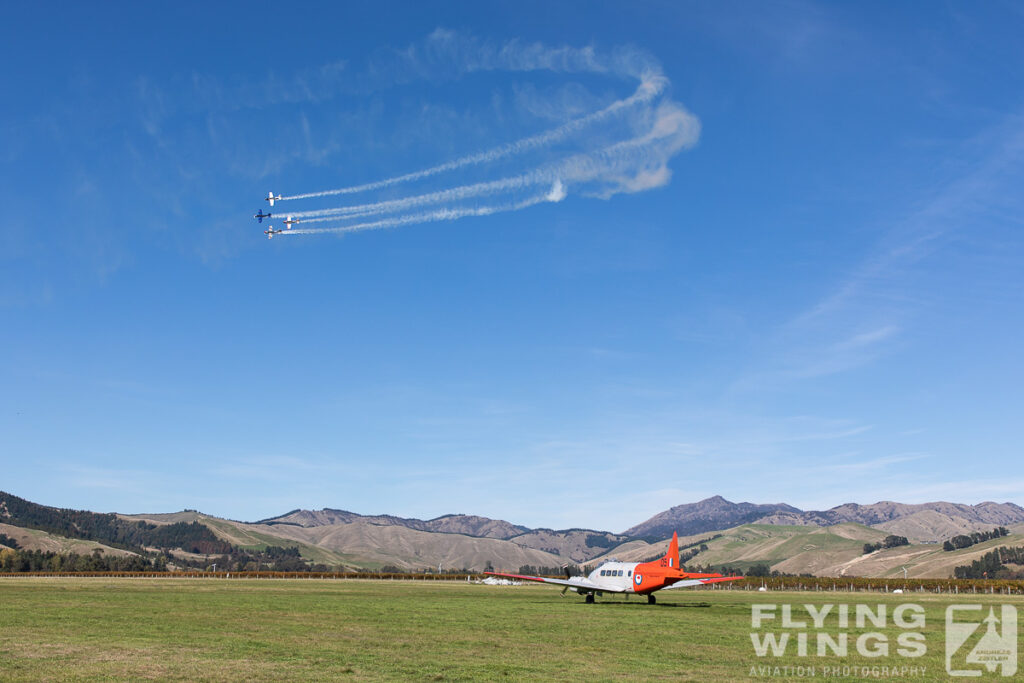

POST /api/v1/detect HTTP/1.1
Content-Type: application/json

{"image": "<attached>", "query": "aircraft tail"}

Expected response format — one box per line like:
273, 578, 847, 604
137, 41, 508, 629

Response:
667, 531, 679, 569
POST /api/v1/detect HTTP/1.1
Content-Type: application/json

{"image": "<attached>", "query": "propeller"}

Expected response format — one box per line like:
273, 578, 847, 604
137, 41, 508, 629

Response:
560, 564, 571, 595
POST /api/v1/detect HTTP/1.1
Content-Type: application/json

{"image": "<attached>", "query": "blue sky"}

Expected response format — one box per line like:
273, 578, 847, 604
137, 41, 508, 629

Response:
2, 1, 1022, 533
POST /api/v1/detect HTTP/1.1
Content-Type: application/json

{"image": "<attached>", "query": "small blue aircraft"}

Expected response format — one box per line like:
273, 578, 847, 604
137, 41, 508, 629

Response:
254, 210, 272, 223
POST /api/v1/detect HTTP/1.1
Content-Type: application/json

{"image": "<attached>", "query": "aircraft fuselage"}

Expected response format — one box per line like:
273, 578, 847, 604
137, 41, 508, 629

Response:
581, 557, 722, 594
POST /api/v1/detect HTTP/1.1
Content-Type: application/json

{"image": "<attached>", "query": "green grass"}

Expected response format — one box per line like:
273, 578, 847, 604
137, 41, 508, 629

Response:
0, 578, 1020, 681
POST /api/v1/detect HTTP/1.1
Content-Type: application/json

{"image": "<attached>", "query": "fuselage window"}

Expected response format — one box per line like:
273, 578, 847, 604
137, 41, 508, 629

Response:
627, 570, 632, 576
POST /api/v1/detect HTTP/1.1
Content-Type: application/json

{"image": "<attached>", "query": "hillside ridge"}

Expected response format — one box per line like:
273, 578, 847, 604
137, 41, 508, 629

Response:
5, 490, 1024, 575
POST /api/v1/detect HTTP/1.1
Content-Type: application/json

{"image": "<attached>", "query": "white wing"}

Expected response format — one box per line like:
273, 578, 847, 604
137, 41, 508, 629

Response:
484, 572, 626, 593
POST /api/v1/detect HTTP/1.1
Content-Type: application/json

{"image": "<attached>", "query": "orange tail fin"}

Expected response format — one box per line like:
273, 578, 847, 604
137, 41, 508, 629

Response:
667, 531, 679, 569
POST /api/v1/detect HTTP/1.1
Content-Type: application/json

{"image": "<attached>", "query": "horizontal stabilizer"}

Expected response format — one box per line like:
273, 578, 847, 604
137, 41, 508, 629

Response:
660, 575, 744, 590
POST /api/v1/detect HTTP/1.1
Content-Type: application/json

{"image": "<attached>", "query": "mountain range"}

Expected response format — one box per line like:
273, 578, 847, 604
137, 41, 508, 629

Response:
624, 495, 1024, 542
3, 491, 1024, 577
253, 495, 1024, 546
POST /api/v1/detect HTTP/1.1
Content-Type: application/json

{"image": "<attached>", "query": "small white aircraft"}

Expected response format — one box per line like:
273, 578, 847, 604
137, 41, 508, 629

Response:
265, 191, 282, 207
264, 227, 283, 239
486, 532, 742, 604
282, 216, 300, 229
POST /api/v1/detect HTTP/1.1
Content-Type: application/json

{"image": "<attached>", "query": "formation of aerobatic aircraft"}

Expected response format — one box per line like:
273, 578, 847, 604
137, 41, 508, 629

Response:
252, 193, 305, 238
254, 193, 290, 239
486, 532, 743, 604
254, 193, 285, 239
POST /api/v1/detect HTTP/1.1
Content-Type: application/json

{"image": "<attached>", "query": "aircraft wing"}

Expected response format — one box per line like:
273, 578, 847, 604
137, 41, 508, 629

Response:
658, 576, 745, 591
484, 572, 615, 592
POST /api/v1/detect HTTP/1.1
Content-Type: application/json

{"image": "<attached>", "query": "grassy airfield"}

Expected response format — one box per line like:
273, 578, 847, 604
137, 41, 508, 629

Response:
1, 578, 1021, 681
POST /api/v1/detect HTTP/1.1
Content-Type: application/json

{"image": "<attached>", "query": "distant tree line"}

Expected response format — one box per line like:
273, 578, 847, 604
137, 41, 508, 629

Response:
145, 521, 234, 554
953, 546, 1024, 579
516, 564, 581, 576
943, 527, 1009, 552
0, 548, 159, 573
584, 534, 616, 548
174, 545, 328, 572
682, 534, 723, 550
862, 535, 910, 554
384, 566, 475, 575
0, 544, 342, 573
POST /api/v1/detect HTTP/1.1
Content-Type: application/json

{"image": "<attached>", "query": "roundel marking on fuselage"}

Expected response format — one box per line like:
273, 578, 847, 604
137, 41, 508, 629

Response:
634, 573, 643, 585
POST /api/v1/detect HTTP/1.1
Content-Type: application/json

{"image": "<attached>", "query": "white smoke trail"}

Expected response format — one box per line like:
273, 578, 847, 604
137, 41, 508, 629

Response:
281, 191, 563, 236
283, 103, 698, 229
265, 34, 700, 241
279, 75, 666, 203
284, 173, 551, 224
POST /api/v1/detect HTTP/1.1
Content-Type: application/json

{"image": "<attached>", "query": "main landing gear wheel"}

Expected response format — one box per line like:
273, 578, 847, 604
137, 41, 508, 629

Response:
647, 594, 656, 605
585, 593, 595, 604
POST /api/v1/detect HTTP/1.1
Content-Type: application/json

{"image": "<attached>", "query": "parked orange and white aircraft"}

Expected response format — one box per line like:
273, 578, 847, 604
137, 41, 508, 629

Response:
485, 532, 743, 604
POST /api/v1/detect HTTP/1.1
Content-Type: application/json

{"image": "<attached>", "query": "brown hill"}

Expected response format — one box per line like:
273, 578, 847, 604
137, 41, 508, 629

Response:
225, 518, 561, 571
623, 496, 800, 538
508, 529, 632, 563
117, 511, 561, 571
